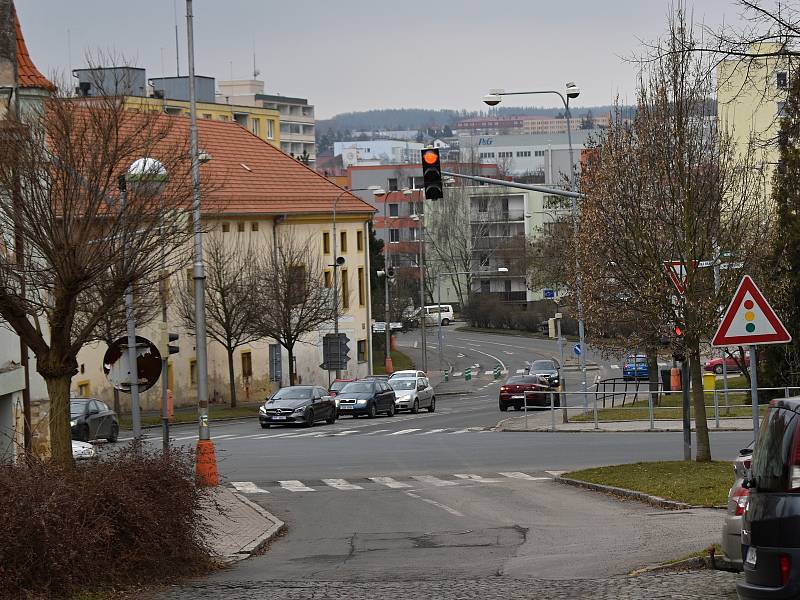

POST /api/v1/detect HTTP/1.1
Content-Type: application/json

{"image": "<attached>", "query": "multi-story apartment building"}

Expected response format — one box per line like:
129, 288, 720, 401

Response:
334, 140, 425, 167
72, 68, 281, 148
217, 80, 316, 165
456, 114, 609, 136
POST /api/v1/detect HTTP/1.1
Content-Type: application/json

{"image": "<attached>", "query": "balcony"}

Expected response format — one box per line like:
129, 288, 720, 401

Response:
470, 210, 526, 223
477, 291, 528, 303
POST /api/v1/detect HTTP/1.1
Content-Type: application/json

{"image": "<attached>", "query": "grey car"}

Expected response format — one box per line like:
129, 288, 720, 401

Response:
389, 377, 435, 413
721, 442, 753, 568
259, 386, 337, 428
526, 359, 560, 389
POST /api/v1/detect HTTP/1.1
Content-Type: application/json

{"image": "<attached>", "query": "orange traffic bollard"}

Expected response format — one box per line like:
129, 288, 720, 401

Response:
195, 439, 219, 487
390, 334, 397, 351
385, 356, 394, 374
670, 367, 682, 391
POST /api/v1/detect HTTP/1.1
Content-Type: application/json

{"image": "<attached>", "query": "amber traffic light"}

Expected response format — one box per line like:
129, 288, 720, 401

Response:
420, 148, 443, 200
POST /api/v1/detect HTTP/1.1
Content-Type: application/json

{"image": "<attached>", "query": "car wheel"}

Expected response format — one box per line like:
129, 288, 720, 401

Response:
387, 403, 395, 417
260, 423, 271, 429
304, 410, 315, 427
714, 365, 723, 375
367, 403, 377, 419
107, 423, 119, 443
427, 397, 436, 413
78, 424, 90, 442
441, 318, 450, 326
499, 402, 508, 412
411, 399, 419, 414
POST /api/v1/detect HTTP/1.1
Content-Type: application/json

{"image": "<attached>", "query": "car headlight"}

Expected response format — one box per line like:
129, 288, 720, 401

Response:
259, 406, 266, 415
397, 394, 411, 402
355, 399, 368, 405
293, 407, 306, 413
70, 420, 77, 427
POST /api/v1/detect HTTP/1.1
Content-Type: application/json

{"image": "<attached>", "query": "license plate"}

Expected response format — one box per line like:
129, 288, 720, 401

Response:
272, 416, 287, 420
339, 405, 352, 410
745, 546, 757, 566
511, 395, 524, 400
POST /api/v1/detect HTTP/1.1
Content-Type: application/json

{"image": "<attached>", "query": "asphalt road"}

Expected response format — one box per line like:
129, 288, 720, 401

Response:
135, 327, 750, 598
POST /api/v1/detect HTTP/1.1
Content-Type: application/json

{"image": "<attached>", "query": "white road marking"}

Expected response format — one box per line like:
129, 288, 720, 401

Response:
484, 370, 493, 375
322, 478, 363, 490
212, 434, 236, 440
283, 431, 320, 438
279, 480, 315, 492
369, 476, 411, 489
503, 351, 514, 355
329, 429, 358, 436
499, 472, 550, 481
389, 428, 422, 435
417, 428, 447, 435
610, 364, 620, 369
454, 474, 503, 483
411, 475, 458, 487
231, 481, 270, 494
545, 470, 567, 478
257, 432, 298, 439
363, 429, 391, 435
233, 434, 268, 440
457, 353, 465, 358
405, 492, 464, 516
447, 429, 470, 434
452, 371, 463, 377
516, 369, 526, 374
171, 435, 199, 441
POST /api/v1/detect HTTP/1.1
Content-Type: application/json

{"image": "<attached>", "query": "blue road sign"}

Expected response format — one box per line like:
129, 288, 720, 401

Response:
573, 343, 582, 356
544, 289, 555, 299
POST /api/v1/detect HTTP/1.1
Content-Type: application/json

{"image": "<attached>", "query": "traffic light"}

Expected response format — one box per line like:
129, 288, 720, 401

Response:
168, 332, 180, 355
420, 148, 443, 200
338, 334, 351, 366
673, 323, 685, 338
672, 322, 686, 362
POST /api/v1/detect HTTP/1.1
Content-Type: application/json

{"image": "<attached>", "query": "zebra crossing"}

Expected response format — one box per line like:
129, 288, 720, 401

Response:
229, 471, 551, 495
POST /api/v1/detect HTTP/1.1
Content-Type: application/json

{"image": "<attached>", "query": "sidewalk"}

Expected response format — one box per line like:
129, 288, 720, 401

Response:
202, 486, 284, 563
497, 408, 755, 432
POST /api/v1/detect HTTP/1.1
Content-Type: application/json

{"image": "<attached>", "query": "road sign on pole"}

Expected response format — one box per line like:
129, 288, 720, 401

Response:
711, 275, 792, 347
573, 343, 582, 357
663, 260, 698, 295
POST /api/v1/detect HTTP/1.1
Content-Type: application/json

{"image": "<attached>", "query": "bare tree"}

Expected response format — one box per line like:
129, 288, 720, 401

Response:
250, 231, 339, 386
576, 8, 771, 462
176, 236, 261, 408
0, 88, 198, 465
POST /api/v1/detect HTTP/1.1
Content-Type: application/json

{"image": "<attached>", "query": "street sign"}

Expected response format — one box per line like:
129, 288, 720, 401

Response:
103, 335, 162, 393
573, 343, 582, 356
543, 289, 555, 299
663, 260, 698, 295
712, 275, 792, 347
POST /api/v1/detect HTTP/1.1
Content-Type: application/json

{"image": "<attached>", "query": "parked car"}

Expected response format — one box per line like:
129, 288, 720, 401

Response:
389, 370, 427, 381
328, 378, 355, 398
336, 380, 396, 418
405, 305, 455, 326
389, 377, 435, 413
259, 386, 337, 428
72, 439, 96, 461
498, 375, 555, 411
721, 442, 753, 569
70, 398, 119, 443
526, 359, 561, 390
622, 354, 649, 381
738, 398, 800, 598
704, 352, 751, 375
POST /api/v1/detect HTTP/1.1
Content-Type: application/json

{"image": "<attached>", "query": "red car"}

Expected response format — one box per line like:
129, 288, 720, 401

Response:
499, 375, 557, 411
704, 353, 750, 375
328, 378, 355, 397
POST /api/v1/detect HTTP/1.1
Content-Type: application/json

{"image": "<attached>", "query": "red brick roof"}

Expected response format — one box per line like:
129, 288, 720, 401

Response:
14, 8, 55, 91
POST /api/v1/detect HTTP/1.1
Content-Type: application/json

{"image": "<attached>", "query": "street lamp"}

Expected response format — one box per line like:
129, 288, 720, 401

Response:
483, 82, 589, 409
436, 267, 508, 372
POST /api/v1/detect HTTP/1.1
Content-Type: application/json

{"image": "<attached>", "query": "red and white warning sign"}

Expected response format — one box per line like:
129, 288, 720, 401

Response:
711, 275, 792, 347
663, 260, 697, 295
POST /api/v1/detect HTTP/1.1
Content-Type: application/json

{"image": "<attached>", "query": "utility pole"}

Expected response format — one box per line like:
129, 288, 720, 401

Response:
383, 195, 392, 373
418, 209, 427, 372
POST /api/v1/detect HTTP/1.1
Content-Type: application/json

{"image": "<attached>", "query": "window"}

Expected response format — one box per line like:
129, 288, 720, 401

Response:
498, 151, 513, 158
357, 339, 367, 363
409, 227, 418, 241
777, 71, 789, 89
504, 279, 512, 292
237, 222, 245, 233
481, 279, 490, 293
778, 101, 787, 116
410, 176, 424, 189
478, 198, 489, 212
389, 203, 399, 217
356, 230, 364, 252
267, 119, 274, 139
202, 113, 212, 120
251, 118, 260, 136
389, 228, 400, 243
516, 150, 531, 157
341, 269, 349, 309
241, 351, 253, 378
340, 231, 347, 253
358, 267, 365, 306
388, 178, 398, 191
251, 222, 259, 232
190, 359, 197, 386
324, 270, 332, 288
222, 222, 230, 232
77, 381, 90, 396
323, 231, 331, 254
534, 150, 545, 157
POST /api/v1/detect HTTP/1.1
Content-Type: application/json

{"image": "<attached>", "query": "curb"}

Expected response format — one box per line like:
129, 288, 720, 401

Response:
228, 491, 285, 560
497, 426, 753, 433
553, 475, 698, 510
629, 556, 710, 575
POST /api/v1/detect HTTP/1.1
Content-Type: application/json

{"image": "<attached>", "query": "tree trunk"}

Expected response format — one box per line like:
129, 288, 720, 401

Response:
287, 345, 296, 386
44, 374, 74, 468
226, 346, 237, 408
689, 341, 712, 462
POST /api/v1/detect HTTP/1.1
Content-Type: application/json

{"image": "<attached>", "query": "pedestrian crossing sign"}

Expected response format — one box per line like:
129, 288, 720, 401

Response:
711, 275, 791, 347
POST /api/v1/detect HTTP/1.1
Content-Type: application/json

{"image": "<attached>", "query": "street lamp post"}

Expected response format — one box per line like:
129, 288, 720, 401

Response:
483, 83, 589, 409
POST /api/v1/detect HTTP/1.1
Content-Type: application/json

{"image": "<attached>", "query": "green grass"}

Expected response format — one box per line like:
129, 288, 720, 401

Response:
372, 349, 414, 375
564, 460, 733, 506
119, 404, 260, 429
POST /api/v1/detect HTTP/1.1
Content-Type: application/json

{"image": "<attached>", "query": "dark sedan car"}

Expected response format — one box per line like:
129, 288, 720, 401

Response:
336, 380, 396, 418
499, 375, 556, 411
259, 386, 337, 428
738, 398, 800, 599
70, 398, 119, 442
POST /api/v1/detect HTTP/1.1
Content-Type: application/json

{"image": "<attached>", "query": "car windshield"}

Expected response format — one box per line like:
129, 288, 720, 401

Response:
70, 400, 89, 417
626, 355, 647, 364
507, 376, 540, 385
330, 381, 351, 392
531, 360, 556, 370
390, 379, 416, 391
340, 382, 375, 393
272, 387, 313, 400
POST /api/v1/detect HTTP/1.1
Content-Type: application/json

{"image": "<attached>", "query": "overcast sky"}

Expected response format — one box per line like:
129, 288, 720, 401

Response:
18, 0, 744, 119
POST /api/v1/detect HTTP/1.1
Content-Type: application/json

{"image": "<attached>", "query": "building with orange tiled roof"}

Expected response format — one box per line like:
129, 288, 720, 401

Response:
76, 111, 378, 411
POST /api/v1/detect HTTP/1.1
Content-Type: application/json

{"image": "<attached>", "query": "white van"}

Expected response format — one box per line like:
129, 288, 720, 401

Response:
421, 304, 454, 326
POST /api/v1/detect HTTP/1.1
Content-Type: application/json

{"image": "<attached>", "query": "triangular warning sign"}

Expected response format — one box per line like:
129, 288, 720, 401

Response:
663, 260, 697, 295
711, 275, 792, 347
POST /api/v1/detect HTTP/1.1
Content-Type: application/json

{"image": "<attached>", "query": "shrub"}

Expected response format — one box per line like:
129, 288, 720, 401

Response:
0, 445, 216, 599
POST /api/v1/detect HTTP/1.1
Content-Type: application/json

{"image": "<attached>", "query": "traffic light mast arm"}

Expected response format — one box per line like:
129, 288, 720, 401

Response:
441, 170, 583, 199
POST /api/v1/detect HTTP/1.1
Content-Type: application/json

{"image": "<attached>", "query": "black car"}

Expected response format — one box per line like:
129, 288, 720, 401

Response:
259, 386, 337, 428
526, 359, 561, 390
70, 398, 119, 442
336, 380, 396, 418
738, 397, 800, 599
